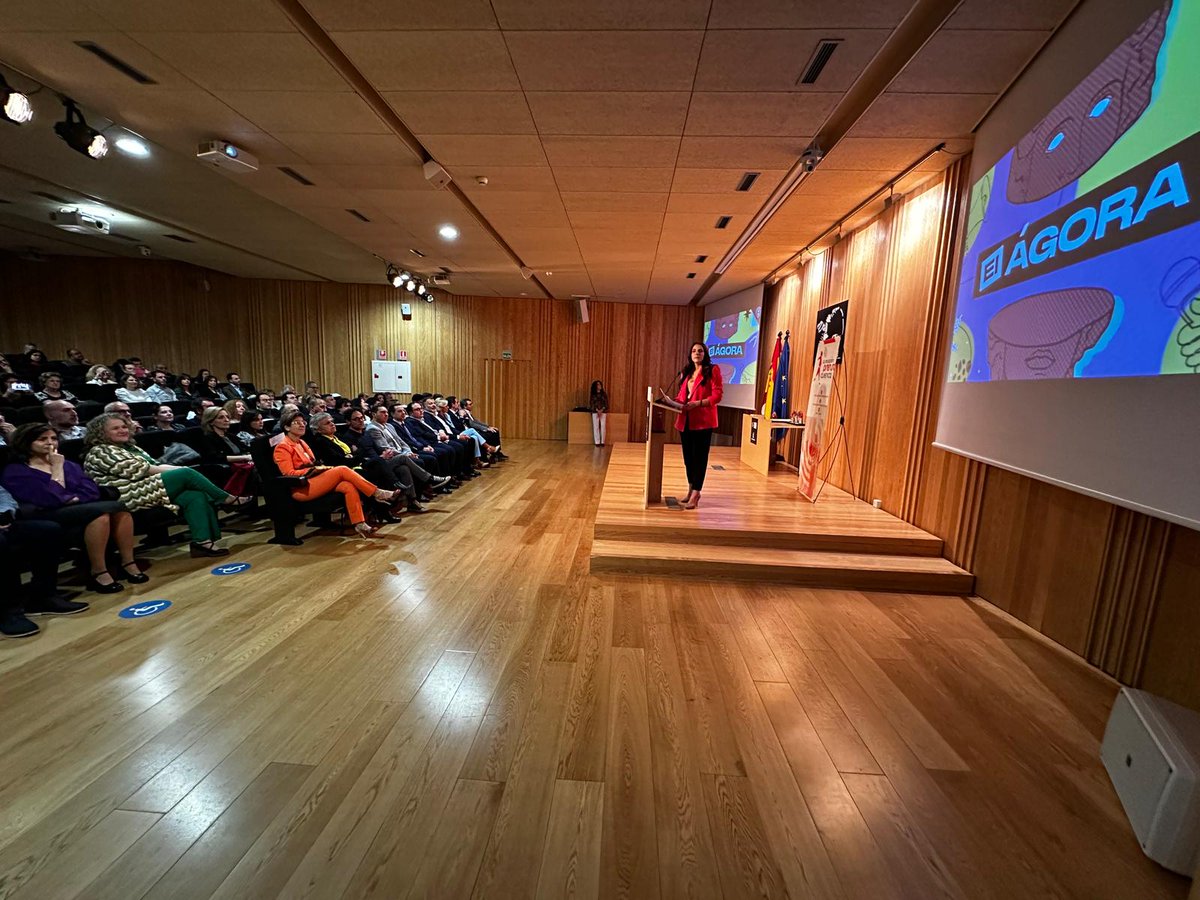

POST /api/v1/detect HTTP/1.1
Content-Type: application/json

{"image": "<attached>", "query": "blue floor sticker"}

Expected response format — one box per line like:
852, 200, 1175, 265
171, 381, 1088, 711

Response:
211, 562, 252, 576
119, 600, 172, 619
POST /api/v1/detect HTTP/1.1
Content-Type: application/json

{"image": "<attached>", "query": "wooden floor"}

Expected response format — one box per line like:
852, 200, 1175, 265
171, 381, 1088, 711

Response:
0, 440, 1187, 899
592, 445, 974, 594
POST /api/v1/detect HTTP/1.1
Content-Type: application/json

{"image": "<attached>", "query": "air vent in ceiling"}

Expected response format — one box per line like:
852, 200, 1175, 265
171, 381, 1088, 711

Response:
694, 254, 708, 263
32, 191, 72, 204
346, 208, 370, 222
799, 39, 842, 85
735, 172, 760, 192
278, 166, 314, 186
74, 41, 157, 84
409, 247, 426, 258
715, 215, 732, 229
163, 234, 195, 243
686, 272, 697, 279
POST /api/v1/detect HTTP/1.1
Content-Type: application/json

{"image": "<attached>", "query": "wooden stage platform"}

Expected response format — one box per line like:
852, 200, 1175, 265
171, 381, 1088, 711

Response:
592, 444, 975, 594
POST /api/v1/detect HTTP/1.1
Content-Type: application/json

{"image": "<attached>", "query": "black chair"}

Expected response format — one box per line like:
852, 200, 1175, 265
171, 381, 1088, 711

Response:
173, 427, 230, 487
13, 406, 48, 425
75, 400, 102, 423
248, 435, 343, 545
76, 383, 117, 404
168, 400, 192, 416
57, 439, 86, 464
128, 401, 158, 418
135, 429, 175, 460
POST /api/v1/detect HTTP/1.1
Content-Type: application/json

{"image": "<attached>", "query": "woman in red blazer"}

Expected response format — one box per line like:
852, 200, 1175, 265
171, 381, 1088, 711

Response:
667, 342, 723, 509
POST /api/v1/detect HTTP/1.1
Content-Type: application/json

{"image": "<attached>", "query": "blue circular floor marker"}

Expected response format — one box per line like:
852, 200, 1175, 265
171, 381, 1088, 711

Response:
119, 600, 172, 619
211, 562, 252, 576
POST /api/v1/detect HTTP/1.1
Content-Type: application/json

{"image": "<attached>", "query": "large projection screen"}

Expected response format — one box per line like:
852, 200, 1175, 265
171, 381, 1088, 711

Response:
701, 284, 764, 410
935, 0, 1200, 530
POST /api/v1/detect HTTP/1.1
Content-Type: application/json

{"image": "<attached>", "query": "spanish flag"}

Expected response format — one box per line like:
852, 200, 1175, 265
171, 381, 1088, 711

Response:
762, 331, 782, 417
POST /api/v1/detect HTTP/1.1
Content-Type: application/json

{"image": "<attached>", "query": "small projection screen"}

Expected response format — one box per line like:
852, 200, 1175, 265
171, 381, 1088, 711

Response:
701, 284, 763, 410
935, 0, 1200, 530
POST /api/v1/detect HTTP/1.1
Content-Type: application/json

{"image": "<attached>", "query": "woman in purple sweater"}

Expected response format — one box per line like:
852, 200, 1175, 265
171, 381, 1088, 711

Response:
1, 424, 147, 594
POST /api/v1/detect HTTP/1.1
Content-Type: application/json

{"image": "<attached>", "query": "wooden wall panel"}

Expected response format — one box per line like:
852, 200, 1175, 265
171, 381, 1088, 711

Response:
0, 258, 700, 442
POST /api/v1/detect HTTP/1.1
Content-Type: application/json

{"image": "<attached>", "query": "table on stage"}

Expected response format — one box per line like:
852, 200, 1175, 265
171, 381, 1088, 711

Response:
740, 413, 804, 476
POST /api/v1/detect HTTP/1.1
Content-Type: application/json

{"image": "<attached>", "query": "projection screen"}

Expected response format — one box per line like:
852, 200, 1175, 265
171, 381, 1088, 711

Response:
701, 284, 764, 410
935, 0, 1200, 530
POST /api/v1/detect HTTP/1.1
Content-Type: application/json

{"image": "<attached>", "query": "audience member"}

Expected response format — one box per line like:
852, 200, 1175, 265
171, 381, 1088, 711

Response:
2, 424, 146, 594
115, 373, 152, 404
86, 365, 116, 385
236, 410, 265, 447
271, 408, 398, 537
405, 401, 473, 477
221, 373, 246, 400
128, 357, 148, 378
45, 400, 88, 441
222, 398, 248, 421
357, 407, 446, 507
197, 374, 223, 402
21, 349, 50, 379
84, 413, 248, 558
34, 372, 77, 404
2, 376, 36, 407
195, 368, 213, 386
145, 370, 176, 404
0, 413, 13, 447
454, 396, 507, 460
424, 397, 485, 468
200, 408, 252, 464
0, 487, 86, 638
105, 401, 143, 433
308, 412, 412, 518
147, 405, 184, 433
436, 398, 496, 463
174, 374, 195, 400
65, 348, 89, 368
255, 391, 276, 411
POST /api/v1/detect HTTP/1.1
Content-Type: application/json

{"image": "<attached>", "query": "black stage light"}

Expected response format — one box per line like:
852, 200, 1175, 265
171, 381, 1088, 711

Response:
55, 99, 107, 158
0, 74, 33, 125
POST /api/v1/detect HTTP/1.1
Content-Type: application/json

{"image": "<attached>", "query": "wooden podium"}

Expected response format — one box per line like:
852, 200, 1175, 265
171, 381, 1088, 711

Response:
643, 387, 681, 506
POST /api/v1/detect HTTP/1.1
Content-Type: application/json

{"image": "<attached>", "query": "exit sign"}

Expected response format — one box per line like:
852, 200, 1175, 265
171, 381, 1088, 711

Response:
501, 350, 513, 360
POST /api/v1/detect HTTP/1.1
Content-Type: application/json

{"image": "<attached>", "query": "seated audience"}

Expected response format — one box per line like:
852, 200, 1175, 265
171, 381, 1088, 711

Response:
186, 398, 215, 424
330, 396, 352, 422
115, 373, 152, 404
20, 349, 50, 379
65, 348, 89, 368
200, 408, 251, 464
306, 396, 327, 417
145, 370, 176, 404
147, 405, 184, 432
390, 405, 450, 483
195, 368, 214, 386
436, 397, 497, 463
1, 487, 85, 638
112, 359, 137, 379
281, 390, 299, 408
45, 399, 88, 441
84, 412, 248, 558
236, 409, 266, 447
2, 424, 146, 594
453, 396, 507, 460
196, 374, 223, 402
128, 357, 148, 378
271, 408, 399, 537
2, 376, 36, 407
308, 412, 411, 518
222, 398, 248, 422
424, 397, 486, 468
35, 372, 77, 404
0, 413, 13, 447
222, 373, 247, 400
86, 364, 116, 385
105, 401, 143, 434
404, 401, 473, 477
174, 374, 195, 400
254, 391, 276, 411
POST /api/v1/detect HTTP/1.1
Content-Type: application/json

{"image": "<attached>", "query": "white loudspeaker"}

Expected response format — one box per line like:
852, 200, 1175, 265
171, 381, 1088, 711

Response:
1100, 687, 1200, 875
576, 297, 589, 324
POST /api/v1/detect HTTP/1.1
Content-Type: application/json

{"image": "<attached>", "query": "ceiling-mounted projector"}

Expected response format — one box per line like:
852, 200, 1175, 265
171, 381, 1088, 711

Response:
197, 140, 258, 173
49, 208, 110, 235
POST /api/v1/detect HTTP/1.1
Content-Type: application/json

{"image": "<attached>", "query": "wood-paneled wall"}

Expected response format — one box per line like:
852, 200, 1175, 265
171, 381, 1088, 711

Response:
0, 258, 700, 442
760, 159, 1200, 712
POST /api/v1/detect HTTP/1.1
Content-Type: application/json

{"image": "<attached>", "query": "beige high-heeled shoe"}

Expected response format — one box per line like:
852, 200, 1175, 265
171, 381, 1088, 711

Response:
683, 491, 701, 509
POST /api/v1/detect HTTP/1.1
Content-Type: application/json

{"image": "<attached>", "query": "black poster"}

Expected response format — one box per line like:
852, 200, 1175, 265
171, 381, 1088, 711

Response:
813, 300, 848, 364
750, 417, 759, 445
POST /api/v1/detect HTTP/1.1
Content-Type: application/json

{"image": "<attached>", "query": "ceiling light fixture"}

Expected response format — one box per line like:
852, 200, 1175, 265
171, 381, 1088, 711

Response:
405, 278, 417, 292
55, 99, 107, 159
385, 263, 403, 288
438, 224, 458, 240
416, 283, 426, 296
0, 74, 33, 125
113, 133, 150, 158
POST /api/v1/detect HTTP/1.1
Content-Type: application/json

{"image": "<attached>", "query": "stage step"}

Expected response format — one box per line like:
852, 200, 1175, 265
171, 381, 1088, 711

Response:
590, 539, 975, 594
592, 521, 944, 556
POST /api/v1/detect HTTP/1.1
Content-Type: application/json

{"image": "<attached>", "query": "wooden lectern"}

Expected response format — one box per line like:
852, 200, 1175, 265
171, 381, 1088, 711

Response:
644, 386, 681, 506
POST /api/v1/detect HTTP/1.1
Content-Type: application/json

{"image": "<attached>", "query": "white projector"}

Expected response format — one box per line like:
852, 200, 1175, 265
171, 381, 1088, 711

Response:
49, 208, 110, 235
197, 140, 259, 173
1101, 687, 1200, 875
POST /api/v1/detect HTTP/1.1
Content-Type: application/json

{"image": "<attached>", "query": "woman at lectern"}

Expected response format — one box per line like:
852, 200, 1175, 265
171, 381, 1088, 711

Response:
588, 380, 609, 447
667, 342, 723, 509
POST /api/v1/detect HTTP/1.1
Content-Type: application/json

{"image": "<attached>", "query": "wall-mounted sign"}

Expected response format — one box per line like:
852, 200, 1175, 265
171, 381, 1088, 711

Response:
376, 348, 387, 360
396, 349, 409, 361
401, 303, 412, 318
501, 350, 513, 361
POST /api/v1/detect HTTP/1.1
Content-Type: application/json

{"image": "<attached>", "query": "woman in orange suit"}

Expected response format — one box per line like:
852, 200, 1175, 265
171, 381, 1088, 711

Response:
661, 341, 724, 510
272, 409, 398, 537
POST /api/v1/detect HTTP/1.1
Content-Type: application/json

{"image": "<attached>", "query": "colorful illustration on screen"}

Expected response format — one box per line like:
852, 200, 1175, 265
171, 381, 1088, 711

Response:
705, 305, 761, 385
952, 0, 1200, 382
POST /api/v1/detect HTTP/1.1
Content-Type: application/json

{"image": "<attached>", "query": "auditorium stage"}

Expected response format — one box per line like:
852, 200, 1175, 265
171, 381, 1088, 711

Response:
592, 444, 974, 594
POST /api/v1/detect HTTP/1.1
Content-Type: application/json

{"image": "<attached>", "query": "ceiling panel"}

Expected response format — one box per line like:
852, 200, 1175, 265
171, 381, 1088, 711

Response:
300, 0, 500, 31
946, 0, 1080, 31
421, 135, 548, 167
0, 32, 192, 89
85, 0, 294, 31
450, 166, 559, 192
541, 136, 680, 169
695, 30, 892, 92
525, 92, 691, 136
484, 209, 572, 229
665, 192, 764, 214
560, 193, 669, 213
385, 92, 536, 136
127, 32, 348, 92
706, 0, 917, 30
820, 137, 971, 170
305, 164, 430, 191
890, 30, 1049, 94
469, 191, 567, 213
684, 92, 840, 136
551, 167, 675, 193
503, 32, 704, 91
275, 132, 417, 166
331, 31, 520, 90
3, 1, 112, 32
677, 136, 809, 169
850, 92, 996, 138
567, 211, 664, 233
670, 168, 787, 194
492, 0, 710, 30
215, 91, 388, 134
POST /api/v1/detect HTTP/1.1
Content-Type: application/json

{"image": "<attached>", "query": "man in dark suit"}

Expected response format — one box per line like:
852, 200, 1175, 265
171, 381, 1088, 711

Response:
404, 401, 474, 478
221, 372, 246, 400
425, 397, 487, 468
389, 405, 449, 485
457, 397, 508, 461
359, 406, 450, 499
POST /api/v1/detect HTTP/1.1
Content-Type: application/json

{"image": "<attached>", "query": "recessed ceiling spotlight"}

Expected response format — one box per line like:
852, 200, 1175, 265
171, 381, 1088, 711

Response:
113, 133, 150, 158
438, 224, 458, 240
545, 271, 553, 276
0, 74, 33, 125
55, 99, 107, 159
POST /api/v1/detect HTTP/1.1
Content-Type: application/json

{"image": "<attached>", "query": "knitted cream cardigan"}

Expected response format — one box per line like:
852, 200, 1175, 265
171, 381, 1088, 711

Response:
84, 443, 178, 513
